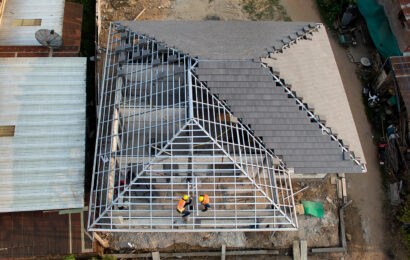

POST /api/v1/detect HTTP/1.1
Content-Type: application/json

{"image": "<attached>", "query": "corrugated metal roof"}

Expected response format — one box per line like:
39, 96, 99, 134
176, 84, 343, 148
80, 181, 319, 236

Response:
0, 0, 65, 46
0, 57, 86, 212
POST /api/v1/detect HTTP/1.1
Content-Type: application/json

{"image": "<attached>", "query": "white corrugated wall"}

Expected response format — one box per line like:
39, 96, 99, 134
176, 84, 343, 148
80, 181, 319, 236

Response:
0, 57, 86, 212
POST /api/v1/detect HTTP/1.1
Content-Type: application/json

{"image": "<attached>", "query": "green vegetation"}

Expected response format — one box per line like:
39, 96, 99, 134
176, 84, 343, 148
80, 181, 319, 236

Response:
68, 0, 96, 192
315, 0, 350, 30
398, 195, 410, 249
242, 0, 291, 21
110, 0, 129, 10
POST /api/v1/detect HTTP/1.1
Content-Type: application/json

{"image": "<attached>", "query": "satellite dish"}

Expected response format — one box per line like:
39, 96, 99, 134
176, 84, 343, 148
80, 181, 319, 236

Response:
35, 29, 63, 56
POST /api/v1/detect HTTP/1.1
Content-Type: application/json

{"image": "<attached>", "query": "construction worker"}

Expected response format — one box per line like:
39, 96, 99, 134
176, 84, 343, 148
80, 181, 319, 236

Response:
198, 194, 210, 212
176, 195, 191, 217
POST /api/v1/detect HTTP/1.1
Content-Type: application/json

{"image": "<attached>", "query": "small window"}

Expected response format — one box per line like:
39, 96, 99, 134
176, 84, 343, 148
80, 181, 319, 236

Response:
12, 19, 42, 26
0, 125, 15, 137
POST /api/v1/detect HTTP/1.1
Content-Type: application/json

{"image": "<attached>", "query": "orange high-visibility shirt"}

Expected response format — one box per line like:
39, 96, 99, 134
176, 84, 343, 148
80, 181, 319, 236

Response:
201, 194, 210, 205
177, 198, 186, 212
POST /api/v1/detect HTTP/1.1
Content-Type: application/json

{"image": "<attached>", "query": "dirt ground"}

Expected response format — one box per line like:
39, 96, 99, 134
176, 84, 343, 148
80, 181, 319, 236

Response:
98, 0, 171, 46
168, 0, 247, 21
282, 0, 407, 259
109, 177, 339, 251
96, 0, 408, 258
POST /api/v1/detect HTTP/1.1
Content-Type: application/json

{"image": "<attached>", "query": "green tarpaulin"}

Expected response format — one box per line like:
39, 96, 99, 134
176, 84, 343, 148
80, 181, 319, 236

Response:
357, 0, 401, 58
301, 200, 324, 218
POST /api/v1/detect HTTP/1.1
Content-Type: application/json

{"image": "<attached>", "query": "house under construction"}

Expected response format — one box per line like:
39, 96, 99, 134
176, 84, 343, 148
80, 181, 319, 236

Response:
89, 21, 366, 232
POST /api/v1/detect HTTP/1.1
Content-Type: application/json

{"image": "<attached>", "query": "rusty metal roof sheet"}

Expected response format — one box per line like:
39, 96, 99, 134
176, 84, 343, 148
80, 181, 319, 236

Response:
391, 56, 410, 119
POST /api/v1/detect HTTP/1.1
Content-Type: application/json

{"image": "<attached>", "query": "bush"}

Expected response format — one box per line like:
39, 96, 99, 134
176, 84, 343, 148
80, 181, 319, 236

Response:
315, 0, 350, 30
398, 195, 410, 249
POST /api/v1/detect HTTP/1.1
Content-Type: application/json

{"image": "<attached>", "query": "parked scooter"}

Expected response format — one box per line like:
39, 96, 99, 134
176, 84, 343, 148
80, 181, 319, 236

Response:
363, 87, 380, 107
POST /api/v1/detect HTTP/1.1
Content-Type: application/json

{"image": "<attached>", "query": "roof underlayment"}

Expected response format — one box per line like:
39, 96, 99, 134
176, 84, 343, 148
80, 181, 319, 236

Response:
0, 0, 65, 46
0, 57, 86, 212
89, 23, 298, 232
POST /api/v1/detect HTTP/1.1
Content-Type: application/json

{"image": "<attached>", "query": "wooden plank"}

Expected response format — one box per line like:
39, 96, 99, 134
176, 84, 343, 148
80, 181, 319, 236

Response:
337, 179, 343, 199
109, 250, 280, 258
295, 204, 305, 215
300, 240, 307, 260
152, 251, 160, 260
22, 212, 34, 255
221, 244, 226, 260
71, 213, 82, 253
330, 174, 336, 185
0, 125, 15, 137
340, 208, 347, 249
83, 212, 94, 251
292, 240, 300, 260
93, 232, 109, 248
134, 8, 147, 21
342, 178, 347, 197
107, 78, 122, 203
311, 247, 345, 253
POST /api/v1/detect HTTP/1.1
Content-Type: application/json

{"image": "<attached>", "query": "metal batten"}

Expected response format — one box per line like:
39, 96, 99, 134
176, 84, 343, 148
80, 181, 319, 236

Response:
88, 23, 297, 232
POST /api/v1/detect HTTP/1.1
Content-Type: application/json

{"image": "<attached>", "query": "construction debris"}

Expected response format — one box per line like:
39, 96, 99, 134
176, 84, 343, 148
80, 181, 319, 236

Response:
295, 204, 305, 215
134, 7, 147, 20
93, 232, 109, 248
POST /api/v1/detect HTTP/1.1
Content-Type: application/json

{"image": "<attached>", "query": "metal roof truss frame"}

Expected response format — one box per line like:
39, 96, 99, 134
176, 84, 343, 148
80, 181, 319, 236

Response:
88, 23, 297, 232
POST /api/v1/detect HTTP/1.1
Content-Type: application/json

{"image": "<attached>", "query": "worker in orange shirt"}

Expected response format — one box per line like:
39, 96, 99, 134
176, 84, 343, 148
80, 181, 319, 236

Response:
176, 194, 192, 218
198, 194, 211, 212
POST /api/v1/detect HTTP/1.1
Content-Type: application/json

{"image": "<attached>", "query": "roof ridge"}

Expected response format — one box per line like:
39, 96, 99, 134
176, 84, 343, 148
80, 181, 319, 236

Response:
270, 23, 323, 54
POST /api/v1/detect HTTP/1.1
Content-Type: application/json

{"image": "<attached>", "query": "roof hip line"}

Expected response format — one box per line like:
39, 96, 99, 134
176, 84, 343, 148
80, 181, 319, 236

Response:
261, 63, 366, 172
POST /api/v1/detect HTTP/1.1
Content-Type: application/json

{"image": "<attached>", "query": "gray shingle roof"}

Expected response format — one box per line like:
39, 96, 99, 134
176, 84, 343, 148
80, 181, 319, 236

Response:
117, 21, 364, 174
119, 21, 310, 60
197, 60, 363, 174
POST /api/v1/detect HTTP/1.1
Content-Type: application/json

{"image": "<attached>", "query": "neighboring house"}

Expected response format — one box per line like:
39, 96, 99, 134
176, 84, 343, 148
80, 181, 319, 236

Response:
0, 2, 91, 259
89, 21, 365, 233
0, 57, 92, 258
0, 0, 83, 57
378, 0, 410, 55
